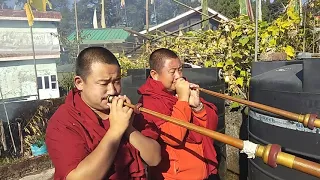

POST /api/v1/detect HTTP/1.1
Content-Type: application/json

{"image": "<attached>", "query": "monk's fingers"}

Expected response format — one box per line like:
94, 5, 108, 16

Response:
195, 88, 200, 94
117, 95, 125, 100
127, 108, 134, 117
190, 89, 200, 97
116, 95, 132, 112
116, 97, 125, 110
189, 83, 199, 89
123, 95, 132, 104
122, 105, 130, 113
117, 95, 131, 104
190, 84, 200, 93
111, 96, 119, 109
177, 78, 186, 83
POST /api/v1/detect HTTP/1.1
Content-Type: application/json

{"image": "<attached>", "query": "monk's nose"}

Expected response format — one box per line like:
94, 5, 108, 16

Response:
107, 84, 116, 95
174, 71, 182, 79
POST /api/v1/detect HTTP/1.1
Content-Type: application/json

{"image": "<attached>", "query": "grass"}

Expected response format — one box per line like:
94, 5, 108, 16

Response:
0, 157, 25, 166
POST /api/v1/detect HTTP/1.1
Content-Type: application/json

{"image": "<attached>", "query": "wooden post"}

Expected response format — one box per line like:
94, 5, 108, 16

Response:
74, 0, 80, 54
201, 0, 209, 30
254, 0, 259, 62
145, 0, 149, 52
0, 120, 7, 151
0, 87, 15, 153
101, 0, 106, 28
30, 26, 40, 100
18, 122, 23, 155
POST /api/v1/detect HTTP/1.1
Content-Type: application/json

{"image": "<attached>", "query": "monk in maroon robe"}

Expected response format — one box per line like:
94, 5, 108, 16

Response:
45, 47, 161, 180
136, 48, 220, 180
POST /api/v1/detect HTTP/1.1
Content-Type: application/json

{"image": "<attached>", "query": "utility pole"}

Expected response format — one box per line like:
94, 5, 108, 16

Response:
153, 1, 157, 25
74, 0, 80, 54
258, 0, 262, 21
0, 86, 16, 153
254, 0, 260, 62
146, 0, 149, 33
30, 26, 40, 100
146, 0, 149, 51
299, 0, 303, 26
124, 4, 128, 26
101, 0, 106, 28
201, 0, 209, 30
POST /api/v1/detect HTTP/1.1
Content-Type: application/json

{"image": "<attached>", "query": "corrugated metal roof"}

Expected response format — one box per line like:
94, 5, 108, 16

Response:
67, 28, 131, 44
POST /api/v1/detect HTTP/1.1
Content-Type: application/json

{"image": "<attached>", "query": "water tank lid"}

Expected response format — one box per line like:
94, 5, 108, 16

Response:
250, 64, 303, 92
297, 52, 320, 59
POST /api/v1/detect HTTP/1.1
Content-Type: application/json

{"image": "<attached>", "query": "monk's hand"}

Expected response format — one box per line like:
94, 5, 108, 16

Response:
120, 95, 135, 127
175, 78, 190, 102
189, 83, 201, 109
109, 96, 134, 135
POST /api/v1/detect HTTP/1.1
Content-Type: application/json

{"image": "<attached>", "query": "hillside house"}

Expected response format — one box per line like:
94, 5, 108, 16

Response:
0, 9, 62, 101
139, 6, 229, 35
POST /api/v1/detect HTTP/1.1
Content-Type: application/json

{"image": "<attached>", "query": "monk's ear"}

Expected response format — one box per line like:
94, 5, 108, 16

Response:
74, 75, 84, 90
150, 70, 159, 80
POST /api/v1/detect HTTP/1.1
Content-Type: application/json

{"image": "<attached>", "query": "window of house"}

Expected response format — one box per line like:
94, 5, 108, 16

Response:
37, 75, 58, 90
51, 75, 57, 89
37, 77, 43, 89
44, 76, 50, 89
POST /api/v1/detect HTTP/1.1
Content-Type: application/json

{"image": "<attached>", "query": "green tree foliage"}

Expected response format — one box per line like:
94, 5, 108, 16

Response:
73, 0, 95, 29
105, 0, 121, 27
303, 0, 320, 52
209, 0, 240, 19
13, 0, 72, 42
125, 0, 146, 30
118, 52, 148, 76
58, 5, 74, 37
0, 0, 8, 8
72, 0, 123, 29
123, 0, 200, 31
251, 0, 290, 22
267, 0, 290, 21
122, 2, 304, 109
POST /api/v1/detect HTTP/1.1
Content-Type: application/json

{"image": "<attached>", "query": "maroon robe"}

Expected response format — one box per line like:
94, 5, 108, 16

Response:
46, 88, 151, 180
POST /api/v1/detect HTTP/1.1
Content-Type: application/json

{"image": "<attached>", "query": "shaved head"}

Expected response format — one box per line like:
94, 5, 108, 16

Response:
76, 46, 120, 80
149, 48, 179, 72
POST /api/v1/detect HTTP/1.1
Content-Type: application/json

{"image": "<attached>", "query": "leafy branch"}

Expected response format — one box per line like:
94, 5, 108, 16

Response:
138, 0, 305, 109
24, 104, 51, 150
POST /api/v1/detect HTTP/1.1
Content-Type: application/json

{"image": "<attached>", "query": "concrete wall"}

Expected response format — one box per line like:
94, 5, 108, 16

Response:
0, 20, 60, 54
0, 59, 60, 100
0, 17, 61, 101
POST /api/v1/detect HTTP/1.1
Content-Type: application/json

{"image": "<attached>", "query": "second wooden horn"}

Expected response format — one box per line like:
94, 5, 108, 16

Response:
106, 95, 320, 178
197, 87, 320, 130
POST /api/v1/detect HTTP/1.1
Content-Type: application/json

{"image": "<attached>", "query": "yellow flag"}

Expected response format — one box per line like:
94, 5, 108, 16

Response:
24, 0, 52, 27
30, 0, 46, 11
24, 3, 34, 26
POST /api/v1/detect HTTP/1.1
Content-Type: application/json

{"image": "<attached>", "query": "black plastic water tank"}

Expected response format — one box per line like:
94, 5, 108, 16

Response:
121, 68, 227, 179
248, 59, 320, 180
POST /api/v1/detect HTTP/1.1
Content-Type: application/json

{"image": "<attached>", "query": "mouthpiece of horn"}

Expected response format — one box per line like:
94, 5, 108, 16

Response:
105, 95, 115, 103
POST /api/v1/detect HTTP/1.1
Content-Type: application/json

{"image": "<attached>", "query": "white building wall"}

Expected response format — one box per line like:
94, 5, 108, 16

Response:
0, 21, 60, 54
0, 59, 60, 100
36, 59, 60, 100
0, 19, 61, 101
